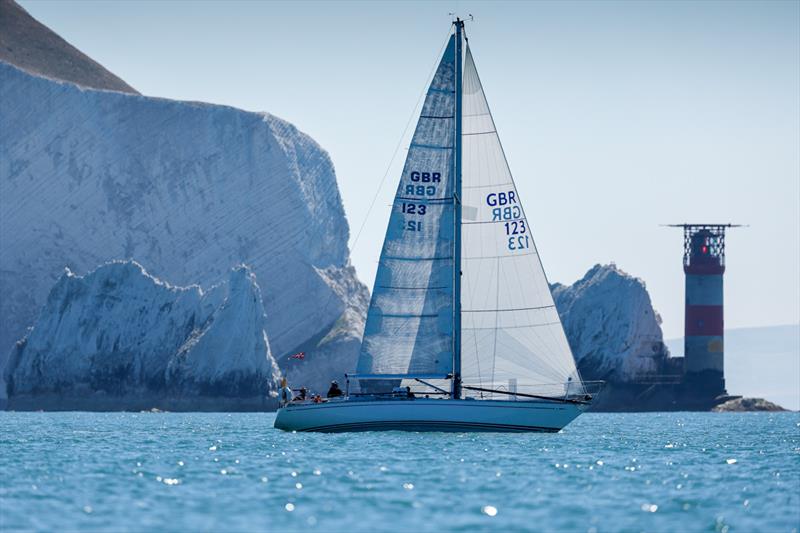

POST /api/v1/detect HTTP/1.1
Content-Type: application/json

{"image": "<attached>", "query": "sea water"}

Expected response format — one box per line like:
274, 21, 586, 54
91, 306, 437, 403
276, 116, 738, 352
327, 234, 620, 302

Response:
1, 412, 797, 532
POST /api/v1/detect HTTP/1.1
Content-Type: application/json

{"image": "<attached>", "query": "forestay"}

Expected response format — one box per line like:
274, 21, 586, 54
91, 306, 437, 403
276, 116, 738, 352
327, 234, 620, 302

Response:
356, 36, 457, 378
459, 44, 581, 396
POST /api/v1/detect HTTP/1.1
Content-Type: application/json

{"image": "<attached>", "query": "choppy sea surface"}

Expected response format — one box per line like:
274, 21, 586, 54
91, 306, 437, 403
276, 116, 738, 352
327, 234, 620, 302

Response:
1, 412, 798, 532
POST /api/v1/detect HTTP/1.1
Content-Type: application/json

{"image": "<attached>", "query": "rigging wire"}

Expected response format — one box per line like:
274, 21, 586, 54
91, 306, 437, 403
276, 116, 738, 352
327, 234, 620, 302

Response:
349, 28, 454, 253
283, 29, 456, 365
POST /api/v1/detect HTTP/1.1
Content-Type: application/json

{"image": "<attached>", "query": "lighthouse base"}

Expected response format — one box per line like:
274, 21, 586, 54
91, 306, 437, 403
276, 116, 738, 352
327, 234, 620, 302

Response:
587, 367, 731, 412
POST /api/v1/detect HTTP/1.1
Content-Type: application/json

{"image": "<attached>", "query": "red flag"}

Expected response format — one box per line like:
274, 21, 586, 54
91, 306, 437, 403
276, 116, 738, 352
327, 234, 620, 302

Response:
288, 352, 305, 360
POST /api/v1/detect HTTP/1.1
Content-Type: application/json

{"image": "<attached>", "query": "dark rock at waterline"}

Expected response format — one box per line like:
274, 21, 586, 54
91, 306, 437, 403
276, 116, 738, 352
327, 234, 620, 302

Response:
712, 397, 787, 412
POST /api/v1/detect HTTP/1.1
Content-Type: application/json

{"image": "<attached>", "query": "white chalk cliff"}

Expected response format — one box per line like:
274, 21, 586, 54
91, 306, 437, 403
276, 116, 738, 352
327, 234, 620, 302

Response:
551, 264, 670, 382
4, 261, 281, 410
0, 60, 369, 400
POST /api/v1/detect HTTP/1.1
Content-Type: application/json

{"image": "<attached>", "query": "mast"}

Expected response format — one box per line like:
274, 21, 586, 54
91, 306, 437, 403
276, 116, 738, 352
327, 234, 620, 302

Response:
452, 18, 464, 399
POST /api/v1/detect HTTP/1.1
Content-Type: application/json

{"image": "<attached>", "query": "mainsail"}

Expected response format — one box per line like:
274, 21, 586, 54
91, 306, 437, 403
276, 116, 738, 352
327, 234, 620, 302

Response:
356, 26, 582, 397
356, 36, 457, 378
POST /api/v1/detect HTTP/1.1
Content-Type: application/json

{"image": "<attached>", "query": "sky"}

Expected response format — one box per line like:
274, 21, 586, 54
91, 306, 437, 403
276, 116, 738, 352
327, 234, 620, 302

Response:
19, 0, 800, 339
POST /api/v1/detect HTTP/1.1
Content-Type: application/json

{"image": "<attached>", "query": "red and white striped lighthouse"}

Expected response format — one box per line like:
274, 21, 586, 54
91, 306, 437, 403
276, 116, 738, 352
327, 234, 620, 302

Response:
669, 224, 741, 396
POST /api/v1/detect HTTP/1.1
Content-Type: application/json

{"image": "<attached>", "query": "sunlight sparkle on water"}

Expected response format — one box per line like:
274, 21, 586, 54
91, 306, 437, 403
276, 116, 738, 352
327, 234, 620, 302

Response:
482, 505, 498, 517
1, 412, 797, 532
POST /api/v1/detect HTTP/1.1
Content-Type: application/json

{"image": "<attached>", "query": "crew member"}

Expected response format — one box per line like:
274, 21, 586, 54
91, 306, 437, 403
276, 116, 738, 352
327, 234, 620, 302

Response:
279, 377, 293, 407
327, 380, 343, 398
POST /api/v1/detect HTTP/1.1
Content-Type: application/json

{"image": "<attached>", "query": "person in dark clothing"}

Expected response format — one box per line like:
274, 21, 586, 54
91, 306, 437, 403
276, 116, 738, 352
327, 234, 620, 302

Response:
327, 380, 343, 398
406, 386, 415, 399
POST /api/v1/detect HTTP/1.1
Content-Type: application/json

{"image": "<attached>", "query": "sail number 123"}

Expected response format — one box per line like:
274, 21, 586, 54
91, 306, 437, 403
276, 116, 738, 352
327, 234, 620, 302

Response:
505, 220, 529, 250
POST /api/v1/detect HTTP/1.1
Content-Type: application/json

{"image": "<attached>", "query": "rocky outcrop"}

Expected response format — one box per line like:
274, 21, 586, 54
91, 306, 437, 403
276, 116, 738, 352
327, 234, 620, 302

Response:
551, 264, 670, 382
712, 397, 787, 412
283, 265, 369, 395
4, 261, 281, 410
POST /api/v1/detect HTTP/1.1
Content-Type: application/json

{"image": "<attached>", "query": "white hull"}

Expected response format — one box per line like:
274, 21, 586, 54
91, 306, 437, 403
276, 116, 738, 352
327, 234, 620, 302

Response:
274, 397, 587, 433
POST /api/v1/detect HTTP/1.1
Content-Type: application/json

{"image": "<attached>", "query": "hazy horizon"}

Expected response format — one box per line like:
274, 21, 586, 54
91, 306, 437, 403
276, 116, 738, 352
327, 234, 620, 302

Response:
17, 0, 800, 338
665, 323, 800, 410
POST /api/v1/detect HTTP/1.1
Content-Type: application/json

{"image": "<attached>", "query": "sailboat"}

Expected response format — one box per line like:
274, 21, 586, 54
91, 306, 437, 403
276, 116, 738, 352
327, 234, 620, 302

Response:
275, 19, 598, 433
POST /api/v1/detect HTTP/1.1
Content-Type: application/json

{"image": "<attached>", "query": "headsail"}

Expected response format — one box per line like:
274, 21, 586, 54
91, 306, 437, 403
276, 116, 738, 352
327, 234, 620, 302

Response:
459, 44, 582, 396
356, 36, 458, 378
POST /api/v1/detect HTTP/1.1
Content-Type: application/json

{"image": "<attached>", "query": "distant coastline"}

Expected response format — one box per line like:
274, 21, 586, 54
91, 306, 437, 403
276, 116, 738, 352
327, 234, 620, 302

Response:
665, 324, 800, 411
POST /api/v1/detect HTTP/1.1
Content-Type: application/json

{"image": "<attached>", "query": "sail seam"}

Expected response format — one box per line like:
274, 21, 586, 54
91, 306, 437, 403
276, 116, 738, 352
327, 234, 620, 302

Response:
462, 219, 528, 225
463, 182, 514, 190
383, 256, 453, 261
463, 252, 536, 259
462, 130, 497, 136
463, 321, 562, 331
382, 313, 439, 318
379, 286, 449, 290
395, 196, 453, 203
409, 143, 453, 150
463, 305, 555, 313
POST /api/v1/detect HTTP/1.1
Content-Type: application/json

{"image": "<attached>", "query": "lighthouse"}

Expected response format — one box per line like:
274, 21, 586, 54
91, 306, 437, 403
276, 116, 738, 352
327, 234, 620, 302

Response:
669, 224, 741, 397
